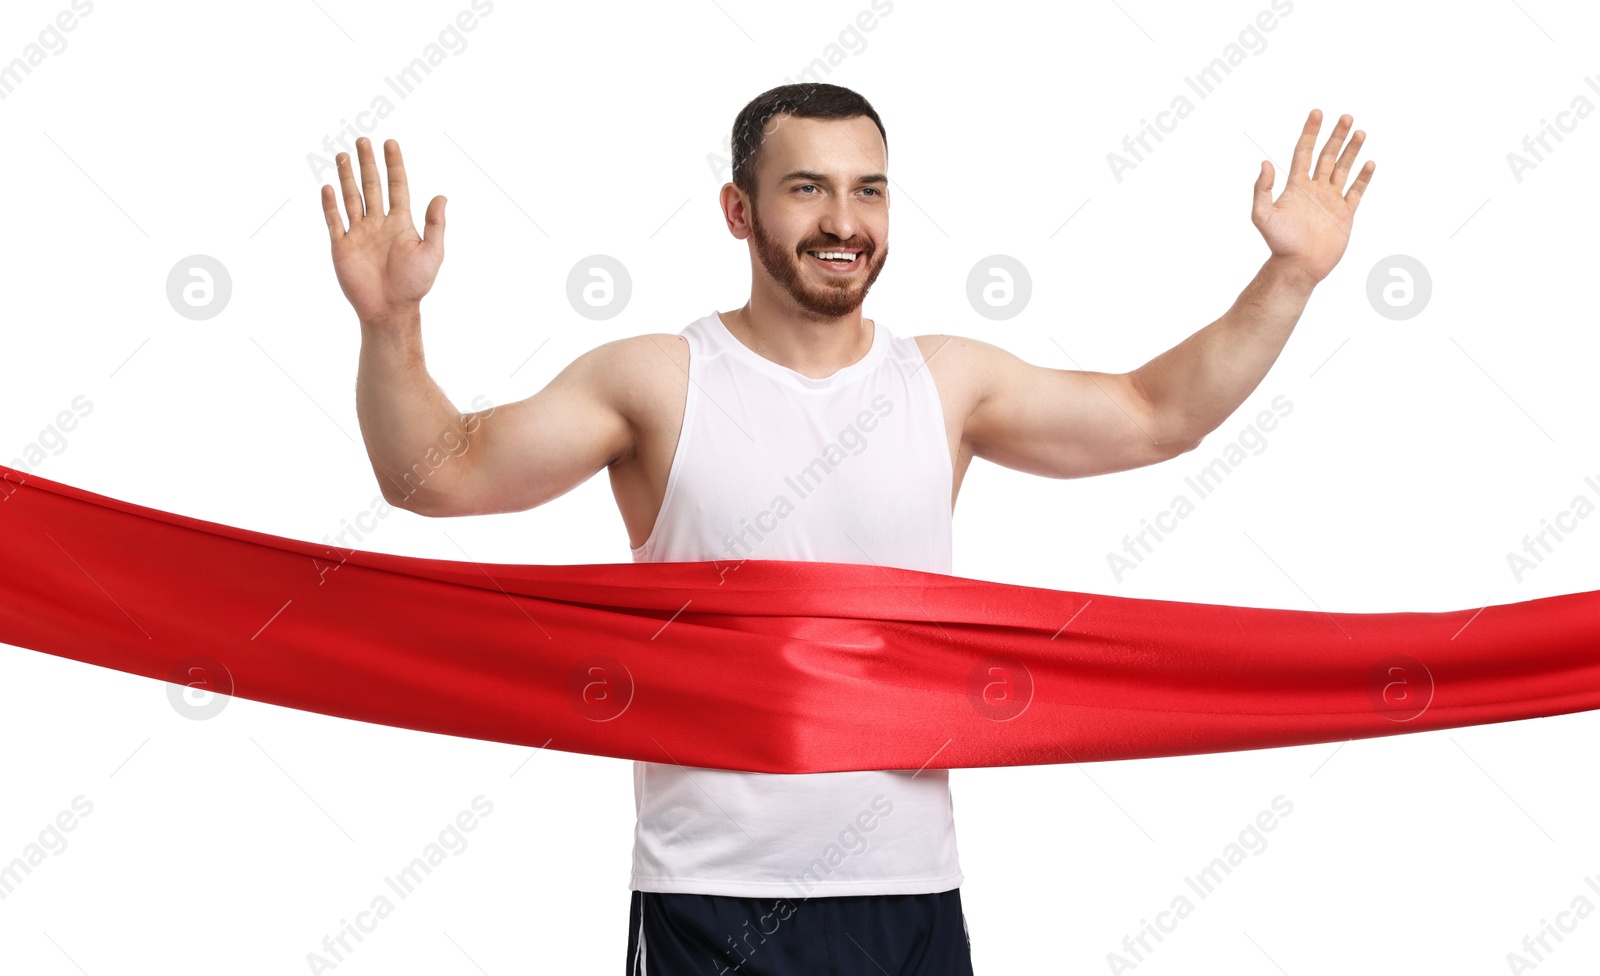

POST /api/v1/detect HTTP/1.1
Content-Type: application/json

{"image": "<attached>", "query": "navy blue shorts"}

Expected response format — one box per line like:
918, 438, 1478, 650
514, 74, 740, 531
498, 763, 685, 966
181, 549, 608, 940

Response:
626, 887, 974, 974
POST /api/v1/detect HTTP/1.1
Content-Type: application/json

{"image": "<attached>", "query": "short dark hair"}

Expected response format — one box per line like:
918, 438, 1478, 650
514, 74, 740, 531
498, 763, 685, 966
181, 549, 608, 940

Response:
730, 83, 888, 201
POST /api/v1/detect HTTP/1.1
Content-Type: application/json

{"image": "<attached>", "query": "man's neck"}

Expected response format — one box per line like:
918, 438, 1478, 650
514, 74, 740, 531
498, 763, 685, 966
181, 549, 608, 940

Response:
719, 295, 874, 380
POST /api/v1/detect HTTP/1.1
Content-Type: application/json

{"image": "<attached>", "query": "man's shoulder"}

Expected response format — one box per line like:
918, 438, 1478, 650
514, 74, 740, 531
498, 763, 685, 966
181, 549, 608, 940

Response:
613, 331, 689, 364
909, 333, 996, 419
586, 333, 690, 416
577, 332, 688, 378
909, 332, 1002, 380
913, 333, 1032, 375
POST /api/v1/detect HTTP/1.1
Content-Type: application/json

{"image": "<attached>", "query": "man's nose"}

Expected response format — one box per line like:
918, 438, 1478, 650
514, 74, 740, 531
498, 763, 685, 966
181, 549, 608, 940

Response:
816, 198, 859, 242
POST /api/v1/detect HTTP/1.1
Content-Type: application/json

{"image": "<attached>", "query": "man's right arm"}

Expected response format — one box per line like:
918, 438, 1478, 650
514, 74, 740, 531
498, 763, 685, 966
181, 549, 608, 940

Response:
355, 308, 633, 518
324, 135, 634, 519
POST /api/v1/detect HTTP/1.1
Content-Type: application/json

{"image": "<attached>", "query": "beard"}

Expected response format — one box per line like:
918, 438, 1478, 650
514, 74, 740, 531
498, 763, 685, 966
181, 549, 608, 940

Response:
748, 204, 888, 319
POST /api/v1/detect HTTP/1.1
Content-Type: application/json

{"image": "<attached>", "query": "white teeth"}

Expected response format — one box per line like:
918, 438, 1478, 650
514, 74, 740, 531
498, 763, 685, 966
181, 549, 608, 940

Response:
809, 250, 859, 261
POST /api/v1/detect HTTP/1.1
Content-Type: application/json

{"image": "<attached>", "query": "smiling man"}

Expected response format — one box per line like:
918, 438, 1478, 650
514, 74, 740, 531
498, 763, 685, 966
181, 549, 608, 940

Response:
321, 82, 1374, 974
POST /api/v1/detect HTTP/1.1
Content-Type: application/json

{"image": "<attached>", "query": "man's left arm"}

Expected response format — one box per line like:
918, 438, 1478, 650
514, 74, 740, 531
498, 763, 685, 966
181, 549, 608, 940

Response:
960, 108, 1376, 479
1131, 108, 1374, 448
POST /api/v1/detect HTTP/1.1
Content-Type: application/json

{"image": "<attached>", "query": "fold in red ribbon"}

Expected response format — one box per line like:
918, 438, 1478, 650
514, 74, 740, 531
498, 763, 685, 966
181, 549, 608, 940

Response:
2, 462, 1597, 773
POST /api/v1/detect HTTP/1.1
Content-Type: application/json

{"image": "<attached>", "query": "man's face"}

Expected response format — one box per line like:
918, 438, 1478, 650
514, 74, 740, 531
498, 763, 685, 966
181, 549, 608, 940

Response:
743, 114, 889, 319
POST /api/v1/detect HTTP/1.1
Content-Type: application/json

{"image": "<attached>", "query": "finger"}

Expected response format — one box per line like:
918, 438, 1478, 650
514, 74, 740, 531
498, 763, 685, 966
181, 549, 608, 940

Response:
1252, 160, 1274, 216
1289, 108, 1322, 182
356, 136, 383, 218
336, 151, 363, 225
384, 139, 410, 217
320, 184, 346, 242
1344, 159, 1376, 212
1311, 113, 1353, 183
1330, 128, 1366, 190
422, 194, 446, 250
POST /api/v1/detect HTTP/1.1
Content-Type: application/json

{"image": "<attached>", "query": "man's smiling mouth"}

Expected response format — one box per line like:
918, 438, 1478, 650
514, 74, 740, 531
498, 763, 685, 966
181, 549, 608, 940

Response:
805, 249, 864, 271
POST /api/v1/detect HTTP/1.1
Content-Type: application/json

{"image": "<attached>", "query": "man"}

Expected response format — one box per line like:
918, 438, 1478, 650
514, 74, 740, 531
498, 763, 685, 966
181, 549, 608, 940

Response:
320, 83, 1374, 974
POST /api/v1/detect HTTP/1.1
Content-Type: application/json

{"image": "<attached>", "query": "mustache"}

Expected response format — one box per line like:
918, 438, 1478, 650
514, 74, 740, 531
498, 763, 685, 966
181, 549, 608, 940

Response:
798, 241, 872, 253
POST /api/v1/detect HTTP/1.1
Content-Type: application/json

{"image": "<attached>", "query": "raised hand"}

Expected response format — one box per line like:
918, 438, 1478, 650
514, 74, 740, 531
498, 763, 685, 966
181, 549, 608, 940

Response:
321, 137, 447, 324
1251, 109, 1375, 286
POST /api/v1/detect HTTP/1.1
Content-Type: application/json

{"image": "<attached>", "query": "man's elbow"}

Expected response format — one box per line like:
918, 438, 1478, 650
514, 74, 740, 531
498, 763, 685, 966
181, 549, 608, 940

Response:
1168, 433, 1205, 457
376, 464, 472, 518
1138, 406, 1204, 460
1127, 379, 1201, 460
382, 486, 434, 517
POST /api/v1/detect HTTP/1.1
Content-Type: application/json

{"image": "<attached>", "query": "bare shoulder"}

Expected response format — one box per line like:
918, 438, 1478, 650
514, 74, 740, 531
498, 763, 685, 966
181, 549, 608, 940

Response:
594, 333, 690, 463
583, 332, 688, 404
516, 332, 688, 449
609, 332, 689, 374
912, 333, 1007, 415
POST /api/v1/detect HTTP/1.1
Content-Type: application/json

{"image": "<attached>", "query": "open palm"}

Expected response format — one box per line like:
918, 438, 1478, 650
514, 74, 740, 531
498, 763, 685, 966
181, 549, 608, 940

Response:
1251, 109, 1375, 285
321, 137, 446, 323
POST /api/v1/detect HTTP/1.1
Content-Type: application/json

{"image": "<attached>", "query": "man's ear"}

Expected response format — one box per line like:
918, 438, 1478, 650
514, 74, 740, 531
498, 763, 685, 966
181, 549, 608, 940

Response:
720, 183, 754, 240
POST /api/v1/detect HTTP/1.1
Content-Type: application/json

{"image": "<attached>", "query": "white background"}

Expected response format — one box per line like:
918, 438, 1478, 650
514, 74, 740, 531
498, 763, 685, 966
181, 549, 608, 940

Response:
2, 1, 1598, 973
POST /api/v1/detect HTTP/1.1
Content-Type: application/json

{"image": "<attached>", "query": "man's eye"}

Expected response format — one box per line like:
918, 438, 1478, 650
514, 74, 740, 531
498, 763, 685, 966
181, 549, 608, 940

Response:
797, 185, 817, 193
861, 188, 880, 197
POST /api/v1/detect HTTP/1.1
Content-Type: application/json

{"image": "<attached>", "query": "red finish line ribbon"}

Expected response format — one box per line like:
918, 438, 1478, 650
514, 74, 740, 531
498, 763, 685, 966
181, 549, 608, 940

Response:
2, 462, 1598, 773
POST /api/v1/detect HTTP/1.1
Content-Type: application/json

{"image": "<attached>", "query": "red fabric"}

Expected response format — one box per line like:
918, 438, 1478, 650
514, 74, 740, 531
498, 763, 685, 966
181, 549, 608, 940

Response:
2, 462, 1597, 773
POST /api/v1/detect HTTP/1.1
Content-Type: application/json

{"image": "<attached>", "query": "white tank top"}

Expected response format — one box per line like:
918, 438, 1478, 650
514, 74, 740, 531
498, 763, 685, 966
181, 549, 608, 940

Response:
627, 310, 963, 898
